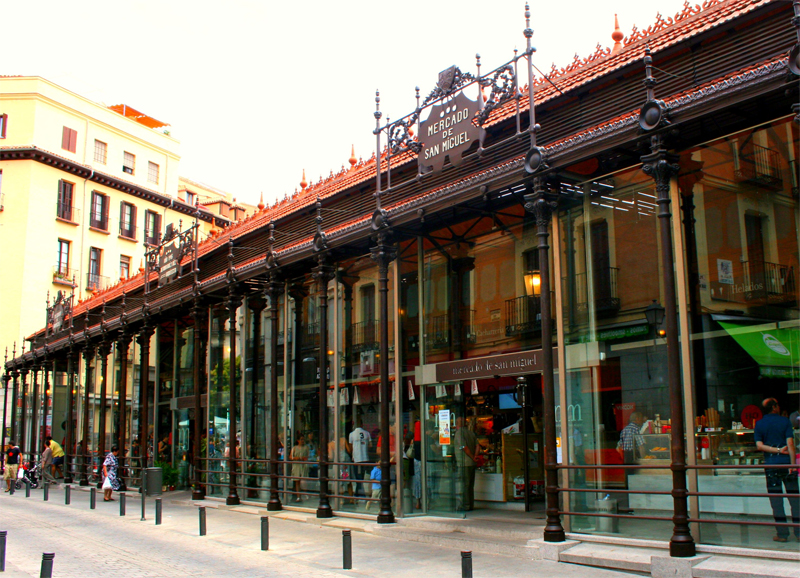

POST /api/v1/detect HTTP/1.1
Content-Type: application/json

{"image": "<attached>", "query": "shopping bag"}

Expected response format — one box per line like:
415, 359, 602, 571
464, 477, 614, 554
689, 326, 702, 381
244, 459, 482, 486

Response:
102, 476, 112, 490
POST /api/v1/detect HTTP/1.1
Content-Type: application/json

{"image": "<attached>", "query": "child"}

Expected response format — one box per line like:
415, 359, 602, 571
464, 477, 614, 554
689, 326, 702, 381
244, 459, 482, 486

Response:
366, 464, 381, 512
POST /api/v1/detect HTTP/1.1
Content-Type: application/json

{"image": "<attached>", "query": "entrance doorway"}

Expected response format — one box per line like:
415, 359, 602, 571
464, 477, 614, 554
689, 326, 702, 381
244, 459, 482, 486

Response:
418, 374, 546, 518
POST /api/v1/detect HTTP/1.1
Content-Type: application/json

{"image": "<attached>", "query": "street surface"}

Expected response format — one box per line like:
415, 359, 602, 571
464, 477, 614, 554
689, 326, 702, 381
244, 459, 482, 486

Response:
0, 485, 633, 577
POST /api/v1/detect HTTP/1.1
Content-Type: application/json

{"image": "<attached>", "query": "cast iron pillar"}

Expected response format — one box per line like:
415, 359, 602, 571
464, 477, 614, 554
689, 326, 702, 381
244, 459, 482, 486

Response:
371, 231, 397, 524
191, 297, 206, 500
137, 325, 155, 477
80, 343, 95, 486
524, 177, 565, 542
225, 285, 242, 505
247, 289, 267, 499
42, 354, 50, 456
30, 364, 40, 461
9, 368, 19, 448
1, 369, 9, 453
18, 365, 29, 460
641, 135, 696, 558
96, 340, 111, 484
64, 346, 77, 483
116, 332, 131, 483
267, 276, 284, 511
312, 256, 335, 519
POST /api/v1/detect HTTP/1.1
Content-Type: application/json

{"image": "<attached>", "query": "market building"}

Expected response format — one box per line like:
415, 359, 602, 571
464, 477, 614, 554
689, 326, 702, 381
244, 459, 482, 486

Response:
3, 0, 799, 563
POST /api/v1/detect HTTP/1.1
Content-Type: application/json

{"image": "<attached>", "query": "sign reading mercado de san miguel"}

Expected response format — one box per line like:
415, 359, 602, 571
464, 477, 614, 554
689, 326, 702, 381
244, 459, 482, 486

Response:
419, 66, 484, 173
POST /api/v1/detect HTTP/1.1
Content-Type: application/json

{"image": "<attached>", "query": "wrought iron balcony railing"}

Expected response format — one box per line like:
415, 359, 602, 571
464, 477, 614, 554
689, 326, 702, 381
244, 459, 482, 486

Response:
347, 320, 379, 353
734, 144, 782, 189
569, 266, 621, 317
53, 265, 77, 286
424, 309, 476, 351
505, 295, 545, 336
119, 223, 139, 240
56, 202, 79, 222
742, 261, 796, 301
86, 272, 109, 292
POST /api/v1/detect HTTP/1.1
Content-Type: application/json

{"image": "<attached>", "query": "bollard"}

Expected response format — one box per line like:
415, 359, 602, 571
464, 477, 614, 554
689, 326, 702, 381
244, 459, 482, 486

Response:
43, 482, 49, 502
40, 552, 55, 578
461, 551, 472, 578
261, 517, 269, 551
25, 481, 30, 498
120, 493, 126, 516
342, 529, 352, 570
90, 487, 96, 510
8, 482, 13, 496
1, 530, 7, 572
140, 489, 146, 521
65, 485, 71, 505
199, 506, 207, 536
155, 498, 162, 525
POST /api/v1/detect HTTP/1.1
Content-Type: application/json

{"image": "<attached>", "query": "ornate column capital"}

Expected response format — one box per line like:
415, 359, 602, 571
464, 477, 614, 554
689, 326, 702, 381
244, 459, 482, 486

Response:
312, 256, 336, 293
226, 284, 243, 313
370, 231, 397, 274
641, 135, 680, 198
523, 177, 559, 229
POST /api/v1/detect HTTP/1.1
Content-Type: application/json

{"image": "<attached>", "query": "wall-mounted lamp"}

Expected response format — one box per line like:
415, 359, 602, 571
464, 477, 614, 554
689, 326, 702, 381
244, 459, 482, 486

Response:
644, 299, 665, 333
524, 270, 542, 297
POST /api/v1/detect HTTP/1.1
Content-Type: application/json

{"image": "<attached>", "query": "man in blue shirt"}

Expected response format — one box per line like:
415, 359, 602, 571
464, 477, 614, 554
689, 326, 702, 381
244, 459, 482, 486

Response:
754, 398, 799, 542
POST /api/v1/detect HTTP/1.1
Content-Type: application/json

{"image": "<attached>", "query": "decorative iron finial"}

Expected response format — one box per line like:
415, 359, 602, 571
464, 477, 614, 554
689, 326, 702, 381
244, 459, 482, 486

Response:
258, 192, 265, 211
349, 145, 357, 167
639, 45, 669, 131
374, 89, 383, 206
300, 170, 308, 191
313, 198, 328, 252
612, 14, 624, 54
523, 3, 545, 174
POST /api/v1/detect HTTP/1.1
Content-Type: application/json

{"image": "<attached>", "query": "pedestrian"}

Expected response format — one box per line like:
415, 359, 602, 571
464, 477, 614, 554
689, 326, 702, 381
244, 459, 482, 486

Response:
365, 463, 381, 512
41, 440, 58, 485
347, 419, 371, 498
4, 440, 21, 492
46, 436, 65, 479
102, 445, 122, 502
290, 434, 309, 502
454, 416, 477, 511
754, 398, 799, 543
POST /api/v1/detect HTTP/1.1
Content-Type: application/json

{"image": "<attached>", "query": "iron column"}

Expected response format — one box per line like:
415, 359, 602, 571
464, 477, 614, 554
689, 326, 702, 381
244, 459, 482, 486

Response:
191, 297, 206, 500
267, 276, 283, 511
225, 284, 242, 506
64, 346, 77, 483
80, 343, 95, 486
116, 333, 132, 486
371, 232, 397, 524
642, 135, 695, 557
524, 178, 565, 542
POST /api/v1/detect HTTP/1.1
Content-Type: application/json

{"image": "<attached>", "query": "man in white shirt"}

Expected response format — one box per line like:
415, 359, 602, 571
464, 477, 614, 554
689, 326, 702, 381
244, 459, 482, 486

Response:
347, 419, 371, 497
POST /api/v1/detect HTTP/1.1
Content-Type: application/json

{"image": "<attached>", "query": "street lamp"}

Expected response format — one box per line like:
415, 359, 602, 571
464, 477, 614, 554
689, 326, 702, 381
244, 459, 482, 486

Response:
644, 300, 665, 331
524, 270, 542, 297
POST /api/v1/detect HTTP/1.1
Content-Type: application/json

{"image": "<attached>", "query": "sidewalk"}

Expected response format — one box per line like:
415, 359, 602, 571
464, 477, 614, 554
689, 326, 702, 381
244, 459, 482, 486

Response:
0, 485, 630, 578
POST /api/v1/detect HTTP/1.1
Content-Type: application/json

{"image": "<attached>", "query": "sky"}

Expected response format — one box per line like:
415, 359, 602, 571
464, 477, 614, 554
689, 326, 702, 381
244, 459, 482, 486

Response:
4, 0, 694, 207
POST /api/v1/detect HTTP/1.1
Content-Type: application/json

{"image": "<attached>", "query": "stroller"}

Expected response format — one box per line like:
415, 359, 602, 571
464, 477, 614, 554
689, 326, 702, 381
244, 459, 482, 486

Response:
15, 460, 42, 490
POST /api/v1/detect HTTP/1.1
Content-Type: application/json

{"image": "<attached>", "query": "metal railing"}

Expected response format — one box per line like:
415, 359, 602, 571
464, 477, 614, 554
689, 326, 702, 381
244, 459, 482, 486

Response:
742, 260, 796, 300
56, 202, 78, 222
734, 144, 782, 188
505, 295, 544, 336
119, 224, 138, 240
348, 320, 378, 352
424, 309, 476, 350
86, 272, 109, 292
52, 265, 77, 286
570, 267, 620, 316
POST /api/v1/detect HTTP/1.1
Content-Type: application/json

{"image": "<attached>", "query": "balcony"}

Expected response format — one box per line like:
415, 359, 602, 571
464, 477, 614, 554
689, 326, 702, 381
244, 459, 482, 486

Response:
425, 309, 476, 351
53, 266, 77, 286
119, 224, 139, 241
0, 192, 4, 211
505, 295, 545, 336
347, 320, 378, 353
743, 261, 796, 304
734, 145, 782, 190
86, 272, 110, 292
570, 266, 621, 318
56, 202, 79, 222
300, 322, 320, 349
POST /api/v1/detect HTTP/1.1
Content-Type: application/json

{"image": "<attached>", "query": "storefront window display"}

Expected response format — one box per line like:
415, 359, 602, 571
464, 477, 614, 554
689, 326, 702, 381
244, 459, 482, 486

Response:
559, 168, 674, 540
334, 255, 397, 514
679, 118, 799, 550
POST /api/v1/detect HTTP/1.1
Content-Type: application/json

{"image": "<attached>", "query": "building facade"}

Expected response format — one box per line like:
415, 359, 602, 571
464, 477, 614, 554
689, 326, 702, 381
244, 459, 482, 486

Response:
4, 0, 799, 560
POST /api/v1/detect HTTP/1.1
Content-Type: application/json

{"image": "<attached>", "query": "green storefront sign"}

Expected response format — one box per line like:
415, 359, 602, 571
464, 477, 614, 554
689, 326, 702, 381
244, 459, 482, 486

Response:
718, 321, 800, 379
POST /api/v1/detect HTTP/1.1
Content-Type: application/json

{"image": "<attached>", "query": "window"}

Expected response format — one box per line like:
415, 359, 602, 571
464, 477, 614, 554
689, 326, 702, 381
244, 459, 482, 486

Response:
57, 180, 74, 221
0, 114, 7, 138
147, 161, 159, 184
185, 191, 196, 206
88, 247, 103, 290
57, 240, 70, 275
145, 210, 161, 245
61, 127, 77, 153
119, 202, 137, 238
120, 255, 131, 280
90, 192, 109, 230
123, 152, 135, 175
94, 140, 107, 164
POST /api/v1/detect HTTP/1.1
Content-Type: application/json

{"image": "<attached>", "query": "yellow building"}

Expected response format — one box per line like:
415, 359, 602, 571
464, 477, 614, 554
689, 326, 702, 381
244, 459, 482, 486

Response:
0, 76, 231, 357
